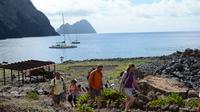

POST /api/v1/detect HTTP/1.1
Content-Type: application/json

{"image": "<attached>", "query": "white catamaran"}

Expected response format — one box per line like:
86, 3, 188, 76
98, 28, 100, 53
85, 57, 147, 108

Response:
49, 13, 77, 49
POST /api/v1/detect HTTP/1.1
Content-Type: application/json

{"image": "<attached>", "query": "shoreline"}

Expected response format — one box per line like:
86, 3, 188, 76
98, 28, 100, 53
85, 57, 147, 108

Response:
62, 55, 171, 63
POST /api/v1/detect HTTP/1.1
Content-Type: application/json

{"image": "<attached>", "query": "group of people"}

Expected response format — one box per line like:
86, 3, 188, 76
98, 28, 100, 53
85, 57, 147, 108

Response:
48, 72, 83, 108
48, 64, 143, 111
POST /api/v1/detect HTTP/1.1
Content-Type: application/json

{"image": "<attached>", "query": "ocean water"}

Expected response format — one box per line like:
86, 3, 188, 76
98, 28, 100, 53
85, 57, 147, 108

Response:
0, 31, 200, 63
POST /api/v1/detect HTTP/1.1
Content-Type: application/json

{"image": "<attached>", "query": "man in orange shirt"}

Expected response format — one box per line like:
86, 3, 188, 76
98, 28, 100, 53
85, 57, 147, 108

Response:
88, 65, 103, 109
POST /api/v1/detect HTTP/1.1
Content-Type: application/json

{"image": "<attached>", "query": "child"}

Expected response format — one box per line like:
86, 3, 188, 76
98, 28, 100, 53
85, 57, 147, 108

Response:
68, 79, 78, 107
77, 84, 84, 96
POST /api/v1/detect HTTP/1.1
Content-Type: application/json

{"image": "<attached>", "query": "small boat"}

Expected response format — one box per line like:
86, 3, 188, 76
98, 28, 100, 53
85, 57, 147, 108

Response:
49, 41, 77, 49
71, 40, 80, 44
49, 13, 77, 49
71, 30, 80, 44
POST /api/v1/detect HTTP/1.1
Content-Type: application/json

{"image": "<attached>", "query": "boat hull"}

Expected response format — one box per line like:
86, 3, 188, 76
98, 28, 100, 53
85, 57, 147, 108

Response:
71, 41, 80, 44
49, 45, 77, 49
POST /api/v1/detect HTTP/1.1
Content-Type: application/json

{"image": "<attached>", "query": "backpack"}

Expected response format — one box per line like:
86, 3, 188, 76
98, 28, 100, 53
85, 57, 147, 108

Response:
120, 71, 129, 85
119, 71, 133, 92
87, 70, 94, 80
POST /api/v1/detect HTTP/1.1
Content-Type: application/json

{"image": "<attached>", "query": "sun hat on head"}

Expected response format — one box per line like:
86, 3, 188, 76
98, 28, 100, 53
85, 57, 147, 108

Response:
71, 79, 77, 83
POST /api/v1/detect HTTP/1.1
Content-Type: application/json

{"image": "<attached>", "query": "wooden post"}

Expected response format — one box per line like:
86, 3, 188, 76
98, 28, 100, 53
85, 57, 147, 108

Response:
43, 72, 45, 82
11, 69, 13, 82
22, 71, 24, 85
18, 71, 20, 83
29, 71, 32, 83
3, 69, 6, 85
24, 71, 26, 80
37, 74, 39, 82
53, 64, 56, 72
48, 66, 50, 72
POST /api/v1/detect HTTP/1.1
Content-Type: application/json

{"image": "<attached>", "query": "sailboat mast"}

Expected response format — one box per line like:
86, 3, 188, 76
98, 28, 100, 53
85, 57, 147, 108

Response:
62, 13, 66, 43
75, 29, 78, 41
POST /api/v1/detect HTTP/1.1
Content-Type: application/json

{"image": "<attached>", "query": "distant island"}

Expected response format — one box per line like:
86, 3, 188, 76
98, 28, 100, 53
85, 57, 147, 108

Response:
0, 0, 58, 39
57, 19, 96, 34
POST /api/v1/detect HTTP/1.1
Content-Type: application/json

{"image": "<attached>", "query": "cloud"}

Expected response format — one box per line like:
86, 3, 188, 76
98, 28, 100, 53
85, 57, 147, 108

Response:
31, 0, 200, 33
133, 0, 200, 18
31, 0, 99, 16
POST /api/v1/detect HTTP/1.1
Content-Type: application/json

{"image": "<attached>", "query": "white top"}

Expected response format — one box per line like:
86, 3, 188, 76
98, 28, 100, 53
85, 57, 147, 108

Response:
50, 78, 64, 95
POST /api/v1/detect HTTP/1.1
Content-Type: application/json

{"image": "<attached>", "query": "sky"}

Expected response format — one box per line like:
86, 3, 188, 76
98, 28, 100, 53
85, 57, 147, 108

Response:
31, 0, 200, 33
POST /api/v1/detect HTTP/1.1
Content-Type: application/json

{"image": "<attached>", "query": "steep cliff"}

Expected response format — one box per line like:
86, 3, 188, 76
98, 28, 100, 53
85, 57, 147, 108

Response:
0, 0, 58, 39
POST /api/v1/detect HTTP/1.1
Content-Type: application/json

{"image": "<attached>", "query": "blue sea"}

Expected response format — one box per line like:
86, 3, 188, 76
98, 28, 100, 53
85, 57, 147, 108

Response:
0, 31, 200, 63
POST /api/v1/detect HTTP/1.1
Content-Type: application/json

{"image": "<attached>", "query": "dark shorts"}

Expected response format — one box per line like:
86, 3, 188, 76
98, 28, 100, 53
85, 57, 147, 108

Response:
67, 94, 77, 104
53, 92, 66, 104
90, 88, 101, 98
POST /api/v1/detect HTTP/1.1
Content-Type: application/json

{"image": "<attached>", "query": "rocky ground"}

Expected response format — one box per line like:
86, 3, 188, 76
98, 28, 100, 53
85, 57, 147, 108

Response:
138, 48, 200, 90
155, 48, 200, 90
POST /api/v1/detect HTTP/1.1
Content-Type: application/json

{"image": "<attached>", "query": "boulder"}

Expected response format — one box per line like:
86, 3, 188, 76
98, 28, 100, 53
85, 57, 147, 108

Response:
169, 104, 179, 112
139, 75, 190, 97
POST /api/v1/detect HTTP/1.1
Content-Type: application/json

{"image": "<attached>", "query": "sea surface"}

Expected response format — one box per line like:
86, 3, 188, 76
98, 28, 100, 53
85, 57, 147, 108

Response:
0, 31, 200, 63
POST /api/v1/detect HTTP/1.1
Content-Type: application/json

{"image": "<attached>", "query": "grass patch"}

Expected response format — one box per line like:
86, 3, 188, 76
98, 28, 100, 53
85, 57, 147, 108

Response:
56, 58, 155, 84
25, 91, 39, 100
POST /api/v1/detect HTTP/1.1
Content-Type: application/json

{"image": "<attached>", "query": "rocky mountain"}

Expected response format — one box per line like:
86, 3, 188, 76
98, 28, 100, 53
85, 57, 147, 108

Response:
0, 0, 58, 39
57, 19, 96, 34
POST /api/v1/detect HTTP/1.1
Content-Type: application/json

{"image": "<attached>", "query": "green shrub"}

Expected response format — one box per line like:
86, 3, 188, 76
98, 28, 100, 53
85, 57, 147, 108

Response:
101, 88, 126, 107
148, 97, 168, 107
102, 88, 125, 101
186, 98, 199, 108
76, 104, 94, 112
148, 93, 184, 107
77, 93, 94, 112
25, 91, 39, 100
77, 89, 125, 109
77, 93, 90, 104
166, 93, 184, 106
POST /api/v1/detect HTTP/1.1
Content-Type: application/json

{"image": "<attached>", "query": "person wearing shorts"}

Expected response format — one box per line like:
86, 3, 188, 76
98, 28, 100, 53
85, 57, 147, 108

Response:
49, 72, 66, 106
88, 65, 103, 109
119, 64, 140, 111
68, 79, 78, 107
